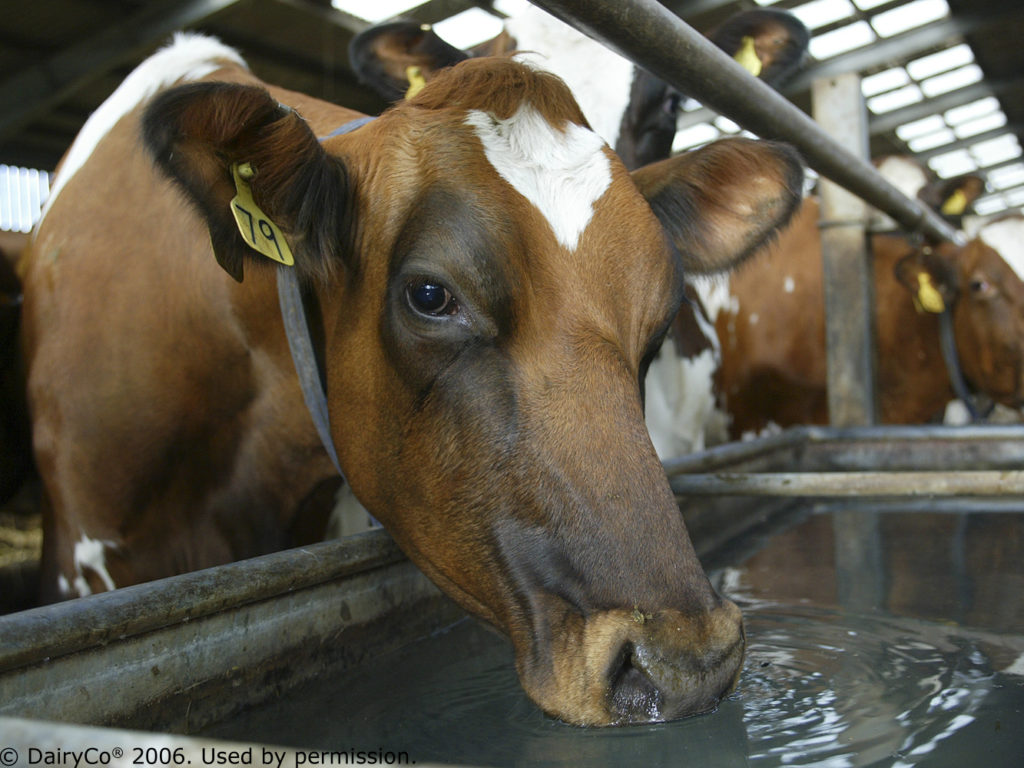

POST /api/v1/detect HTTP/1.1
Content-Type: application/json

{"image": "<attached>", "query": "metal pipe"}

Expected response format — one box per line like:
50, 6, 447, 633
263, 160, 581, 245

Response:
671, 471, 1024, 496
528, 0, 965, 245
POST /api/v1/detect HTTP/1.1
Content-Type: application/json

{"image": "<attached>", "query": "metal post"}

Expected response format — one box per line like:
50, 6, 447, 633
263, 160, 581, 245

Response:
813, 74, 876, 427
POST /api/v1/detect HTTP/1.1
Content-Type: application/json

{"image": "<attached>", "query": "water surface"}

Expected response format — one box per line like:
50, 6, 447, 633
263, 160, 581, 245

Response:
205, 508, 1024, 766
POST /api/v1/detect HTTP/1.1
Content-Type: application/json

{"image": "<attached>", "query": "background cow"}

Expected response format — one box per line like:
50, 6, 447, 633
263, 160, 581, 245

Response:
713, 201, 1024, 435
20, 34, 802, 725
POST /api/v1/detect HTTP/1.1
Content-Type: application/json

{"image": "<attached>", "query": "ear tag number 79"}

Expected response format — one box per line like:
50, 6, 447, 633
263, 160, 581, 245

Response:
230, 163, 295, 266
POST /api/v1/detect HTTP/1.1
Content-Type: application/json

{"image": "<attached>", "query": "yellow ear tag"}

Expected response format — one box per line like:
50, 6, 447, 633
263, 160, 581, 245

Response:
917, 272, 945, 314
405, 65, 427, 99
734, 36, 763, 77
941, 188, 968, 216
230, 163, 294, 266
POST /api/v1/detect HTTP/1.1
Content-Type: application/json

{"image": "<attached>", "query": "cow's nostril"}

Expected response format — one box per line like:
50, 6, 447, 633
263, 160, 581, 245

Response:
609, 643, 664, 723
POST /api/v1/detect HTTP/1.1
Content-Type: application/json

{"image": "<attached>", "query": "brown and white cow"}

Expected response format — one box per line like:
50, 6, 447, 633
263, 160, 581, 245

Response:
20, 34, 802, 725
713, 200, 1024, 435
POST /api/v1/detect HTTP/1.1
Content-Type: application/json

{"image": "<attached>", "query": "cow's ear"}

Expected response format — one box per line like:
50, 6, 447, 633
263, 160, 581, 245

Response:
894, 245, 959, 314
349, 21, 468, 102
631, 138, 803, 274
142, 82, 349, 283
919, 174, 986, 223
710, 9, 809, 87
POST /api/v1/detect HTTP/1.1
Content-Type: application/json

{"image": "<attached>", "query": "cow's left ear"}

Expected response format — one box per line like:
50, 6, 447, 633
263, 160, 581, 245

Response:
349, 21, 469, 102
631, 138, 803, 274
142, 82, 349, 283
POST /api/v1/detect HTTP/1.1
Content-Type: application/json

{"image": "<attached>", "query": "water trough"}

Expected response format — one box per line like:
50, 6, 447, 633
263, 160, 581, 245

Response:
1, 425, 1022, 767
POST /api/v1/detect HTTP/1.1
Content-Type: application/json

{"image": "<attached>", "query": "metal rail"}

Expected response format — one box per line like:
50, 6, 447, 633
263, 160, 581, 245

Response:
671, 470, 1024, 497
528, 0, 965, 245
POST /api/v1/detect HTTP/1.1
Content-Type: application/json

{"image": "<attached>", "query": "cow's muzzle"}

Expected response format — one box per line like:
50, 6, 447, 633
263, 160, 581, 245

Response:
518, 597, 745, 726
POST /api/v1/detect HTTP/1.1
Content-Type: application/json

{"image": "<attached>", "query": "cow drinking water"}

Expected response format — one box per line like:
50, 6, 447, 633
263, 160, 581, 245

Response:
20, 34, 802, 725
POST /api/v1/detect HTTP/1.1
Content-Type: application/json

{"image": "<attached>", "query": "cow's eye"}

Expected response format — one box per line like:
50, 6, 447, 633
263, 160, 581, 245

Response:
407, 280, 459, 316
968, 275, 995, 299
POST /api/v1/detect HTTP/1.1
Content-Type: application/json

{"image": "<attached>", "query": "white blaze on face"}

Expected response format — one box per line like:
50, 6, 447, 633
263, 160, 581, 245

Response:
465, 105, 612, 251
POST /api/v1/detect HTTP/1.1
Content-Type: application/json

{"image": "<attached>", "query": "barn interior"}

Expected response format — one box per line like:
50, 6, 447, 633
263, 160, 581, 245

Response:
1, 1, 1023, 765
1, 0, 1023, 226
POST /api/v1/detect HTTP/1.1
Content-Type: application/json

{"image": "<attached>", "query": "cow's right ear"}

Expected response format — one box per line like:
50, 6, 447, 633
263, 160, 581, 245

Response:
349, 21, 469, 102
631, 137, 804, 274
142, 82, 350, 283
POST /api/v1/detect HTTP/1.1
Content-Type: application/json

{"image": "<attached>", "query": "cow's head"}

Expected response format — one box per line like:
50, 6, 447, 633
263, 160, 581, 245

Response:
143, 58, 802, 725
895, 221, 1024, 408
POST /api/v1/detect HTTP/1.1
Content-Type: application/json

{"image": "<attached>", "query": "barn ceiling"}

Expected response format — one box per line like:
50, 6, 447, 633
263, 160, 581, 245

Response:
0, 0, 1022, 229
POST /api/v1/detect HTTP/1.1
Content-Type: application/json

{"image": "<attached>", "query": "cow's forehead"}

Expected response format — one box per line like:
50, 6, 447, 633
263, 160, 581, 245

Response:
464, 104, 612, 251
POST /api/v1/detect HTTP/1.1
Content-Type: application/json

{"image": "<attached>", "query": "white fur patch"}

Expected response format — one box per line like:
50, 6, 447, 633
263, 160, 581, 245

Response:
466, 105, 611, 250
505, 5, 634, 148
72, 534, 118, 596
871, 156, 930, 231
645, 342, 727, 459
978, 217, 1024, 283
38, 33, 246, 226
784, 276, 795, 293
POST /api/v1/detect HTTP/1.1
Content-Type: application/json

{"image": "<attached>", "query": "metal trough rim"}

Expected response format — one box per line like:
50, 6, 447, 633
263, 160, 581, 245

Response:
0, 528, 402, 673
671, 470, 1024, 496
665, 425, 1024, 497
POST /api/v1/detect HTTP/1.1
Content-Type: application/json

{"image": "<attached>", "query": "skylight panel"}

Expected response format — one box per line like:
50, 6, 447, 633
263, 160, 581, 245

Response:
906, 44, 974, 81
866, 84, 923, 114
928, 148, 977, 178
852, 0, 890, 10
673, 123, 720, 152
1005, 187, 1024, 207
433, 7, 504, 48
331, 0, 419, 22
789, 0, 856, 31
895, 114, 946, 140
908, 129, 955, 152
954, 111, 1007, 140
987, 163, 1024, 191
973, 195, 1008, 216
971, 134, 1022, 167
492, 0, 531, 15
0, 164, 49, 233
714, 116, 742, 134
753, 0, 785, 5
862, 67, 910, 97
809, 21, 876, 59
871, 0, 950, 38
920, 64, 984, 97
944, 97, 999, 125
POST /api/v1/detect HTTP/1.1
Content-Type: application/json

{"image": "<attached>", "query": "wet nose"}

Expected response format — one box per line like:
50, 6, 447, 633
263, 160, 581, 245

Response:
607, 600, 745, 724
